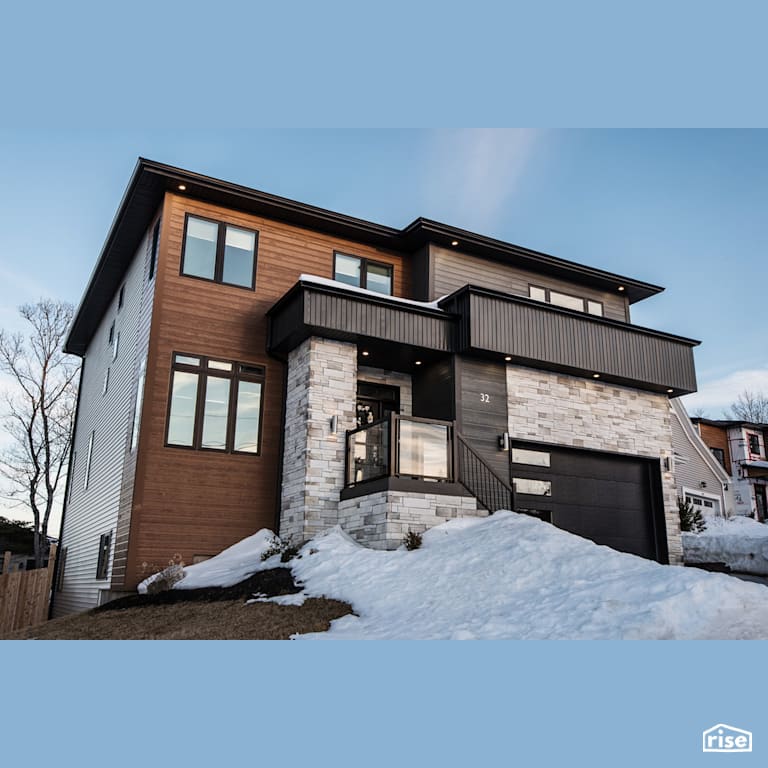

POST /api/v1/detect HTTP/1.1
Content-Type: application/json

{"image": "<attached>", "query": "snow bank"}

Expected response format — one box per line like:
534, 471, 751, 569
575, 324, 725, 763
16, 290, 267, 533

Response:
137, 530, 280, 594
291, 512, 768, 639
683, 516, 768, 575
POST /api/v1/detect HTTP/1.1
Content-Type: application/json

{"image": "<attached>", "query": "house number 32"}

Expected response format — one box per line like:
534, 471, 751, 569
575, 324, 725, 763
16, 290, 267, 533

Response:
480, 393, 490, 403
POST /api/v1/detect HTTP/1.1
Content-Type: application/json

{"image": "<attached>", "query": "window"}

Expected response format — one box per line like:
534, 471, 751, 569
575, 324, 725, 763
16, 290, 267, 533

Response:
528, 285, 604, 317
83, 431, 94, 490
96, 533, 111, 580
549, 290, 584, 312
118, 284, 125, 310
108, 321, 114, 345
514, 478, 552, 496
511, 448, 551, 467
112, 331, 120, 360
586, 300, 604, 317
166, 353, 265, 454
181, 215, 257, 289
55, 547, 68, 592
711, 447, 726, 469
149, 218, 160, 280
748, 433, 761, 456
102, 367, 110, 395
130, 358, 146, 452
333, 252, 393, 295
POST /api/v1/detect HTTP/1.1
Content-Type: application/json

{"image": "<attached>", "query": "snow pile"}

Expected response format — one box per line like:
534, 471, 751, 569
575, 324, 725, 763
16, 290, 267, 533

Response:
683, 516, 768, 575
291, 512, 768, 639
137, 530, 280, 594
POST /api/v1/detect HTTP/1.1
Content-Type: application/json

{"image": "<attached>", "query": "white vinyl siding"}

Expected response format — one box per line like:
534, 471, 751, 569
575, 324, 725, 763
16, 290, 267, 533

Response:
670, 400, 732, 518
54, 217, 159, 617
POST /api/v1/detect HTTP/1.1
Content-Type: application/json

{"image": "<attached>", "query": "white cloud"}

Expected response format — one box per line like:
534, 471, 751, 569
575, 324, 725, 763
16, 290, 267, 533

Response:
421, 129, 540, 231
682, 367, 768, 418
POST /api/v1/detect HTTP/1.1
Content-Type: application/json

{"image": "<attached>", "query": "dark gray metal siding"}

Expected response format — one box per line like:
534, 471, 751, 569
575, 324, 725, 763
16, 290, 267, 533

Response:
269, 283, 454, 356
457, 358, 509, 482
461, 291, 698, 394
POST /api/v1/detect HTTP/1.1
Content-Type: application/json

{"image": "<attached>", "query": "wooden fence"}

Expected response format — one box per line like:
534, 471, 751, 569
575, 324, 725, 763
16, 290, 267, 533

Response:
0, 545, 57, 637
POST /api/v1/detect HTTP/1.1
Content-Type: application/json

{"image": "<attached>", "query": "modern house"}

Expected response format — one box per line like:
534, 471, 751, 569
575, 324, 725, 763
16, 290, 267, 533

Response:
691, 417, 768, 520
53, 159, 700, 615
670, 400, 733, 519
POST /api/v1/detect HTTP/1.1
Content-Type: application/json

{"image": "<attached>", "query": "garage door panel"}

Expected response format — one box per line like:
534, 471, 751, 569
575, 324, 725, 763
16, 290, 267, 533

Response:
511, 442, 662, 561
549, 454, 648, 483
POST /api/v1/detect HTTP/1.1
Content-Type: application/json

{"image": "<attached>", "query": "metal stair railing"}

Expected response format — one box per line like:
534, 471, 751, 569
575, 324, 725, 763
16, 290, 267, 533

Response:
456, 434, 513, 513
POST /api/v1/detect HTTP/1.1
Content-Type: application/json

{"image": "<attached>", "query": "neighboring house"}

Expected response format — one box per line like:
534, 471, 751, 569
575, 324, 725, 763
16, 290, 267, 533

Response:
670, 399, 733, 518
691, 418, 768, 520
52, 159, 700, 615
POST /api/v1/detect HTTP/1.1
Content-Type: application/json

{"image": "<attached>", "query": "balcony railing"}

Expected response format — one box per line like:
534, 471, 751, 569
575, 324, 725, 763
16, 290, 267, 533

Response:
345, 414, 455, 486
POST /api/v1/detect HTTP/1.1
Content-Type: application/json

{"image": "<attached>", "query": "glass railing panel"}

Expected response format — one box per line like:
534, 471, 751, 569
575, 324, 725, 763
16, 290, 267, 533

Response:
347, 420, 389, 484
397, 419, 450, 480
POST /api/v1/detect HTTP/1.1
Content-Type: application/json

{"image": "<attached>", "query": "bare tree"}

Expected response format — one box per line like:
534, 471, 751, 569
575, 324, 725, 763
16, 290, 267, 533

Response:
728, 390, 768, 424
0, 300, 79, 567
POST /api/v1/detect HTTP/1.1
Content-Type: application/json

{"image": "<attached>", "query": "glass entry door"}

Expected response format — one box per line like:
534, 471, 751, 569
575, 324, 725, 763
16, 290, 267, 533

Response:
356, 382, 400, 427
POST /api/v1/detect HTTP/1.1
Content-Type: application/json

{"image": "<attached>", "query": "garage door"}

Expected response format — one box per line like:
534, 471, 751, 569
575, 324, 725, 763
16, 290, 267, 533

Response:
510, 442, 666, 562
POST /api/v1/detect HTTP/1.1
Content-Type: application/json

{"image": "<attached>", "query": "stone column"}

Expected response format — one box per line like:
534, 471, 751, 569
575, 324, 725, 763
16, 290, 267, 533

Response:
279, 337, 358, 543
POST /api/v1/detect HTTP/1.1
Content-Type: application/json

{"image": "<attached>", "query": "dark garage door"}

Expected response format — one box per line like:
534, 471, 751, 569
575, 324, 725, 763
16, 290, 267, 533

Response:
510, 442, 667, 562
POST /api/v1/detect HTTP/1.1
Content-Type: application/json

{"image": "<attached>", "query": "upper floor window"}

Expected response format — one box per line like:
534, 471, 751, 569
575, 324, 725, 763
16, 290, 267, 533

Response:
334, 252, 393, 295
181, 215, 258, 290
711, 447, 727, 469
748, 433, 762, 456
166, 353, 265, 454
529, 285, 604, 317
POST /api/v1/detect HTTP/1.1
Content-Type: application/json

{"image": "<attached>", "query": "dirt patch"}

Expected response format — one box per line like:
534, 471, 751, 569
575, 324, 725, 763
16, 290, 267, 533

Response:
6, 568, 353, 640
96, 567, 300, 611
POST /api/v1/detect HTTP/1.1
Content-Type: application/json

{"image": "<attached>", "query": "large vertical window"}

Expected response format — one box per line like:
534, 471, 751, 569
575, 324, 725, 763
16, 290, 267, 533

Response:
333, 252, 393, 295
181, 215, 258, 289
166, 354, 265, 454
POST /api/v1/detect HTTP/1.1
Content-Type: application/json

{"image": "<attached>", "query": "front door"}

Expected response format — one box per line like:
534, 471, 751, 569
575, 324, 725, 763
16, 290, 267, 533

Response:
356, 382, 400, 427
755, 484, 767, 522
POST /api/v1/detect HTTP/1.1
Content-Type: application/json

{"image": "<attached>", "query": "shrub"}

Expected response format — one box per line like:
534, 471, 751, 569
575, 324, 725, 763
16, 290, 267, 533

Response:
678, 496, 707, 533
403, 530, 423, 550
261, 537, 301, 563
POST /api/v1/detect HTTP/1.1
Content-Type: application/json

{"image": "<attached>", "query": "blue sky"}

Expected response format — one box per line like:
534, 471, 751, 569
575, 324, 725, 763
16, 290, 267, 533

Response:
1, 129, 765, 424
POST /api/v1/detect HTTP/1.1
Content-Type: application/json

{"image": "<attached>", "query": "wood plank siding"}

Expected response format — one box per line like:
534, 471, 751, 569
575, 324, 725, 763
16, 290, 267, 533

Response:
430, 245, 630, 322
123, 193, 411, 589
696, 423, 731, 471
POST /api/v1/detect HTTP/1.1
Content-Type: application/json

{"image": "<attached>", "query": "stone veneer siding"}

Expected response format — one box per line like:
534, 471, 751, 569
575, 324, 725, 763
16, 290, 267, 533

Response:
280, 337, 358, 543
505, 365, 682, 563
338, 491, 484, 550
